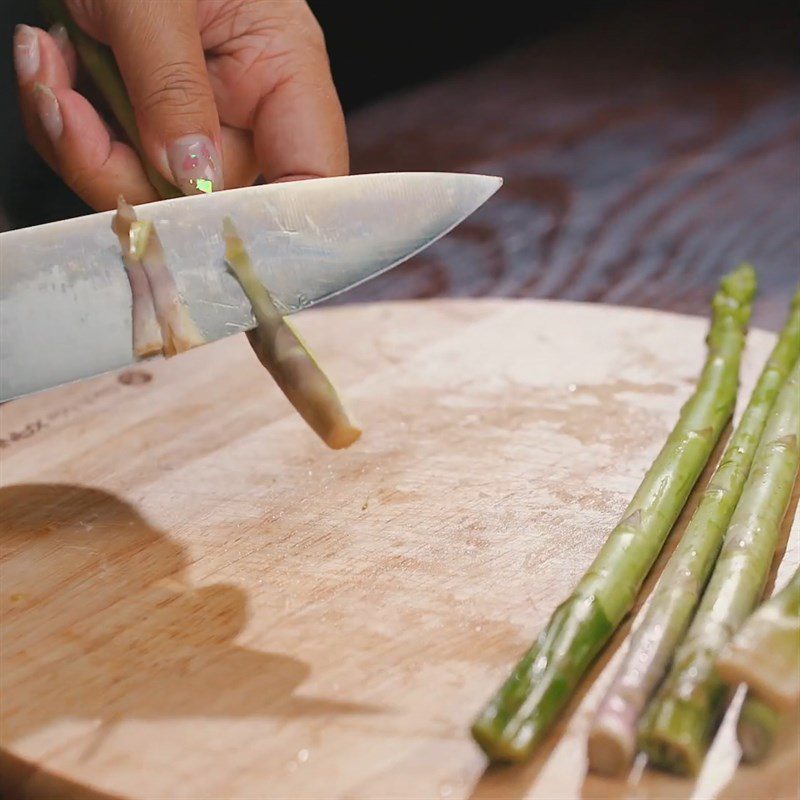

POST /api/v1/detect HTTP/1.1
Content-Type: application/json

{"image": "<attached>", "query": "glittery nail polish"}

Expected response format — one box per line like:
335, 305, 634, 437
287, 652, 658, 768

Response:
166, 135, 223, 195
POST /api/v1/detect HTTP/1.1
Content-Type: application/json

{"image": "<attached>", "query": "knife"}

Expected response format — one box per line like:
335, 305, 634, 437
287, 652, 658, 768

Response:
0, 172, 501, 402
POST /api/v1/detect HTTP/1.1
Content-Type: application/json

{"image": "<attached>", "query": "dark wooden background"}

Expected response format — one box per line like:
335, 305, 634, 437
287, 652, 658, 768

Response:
1, 0, 798, 329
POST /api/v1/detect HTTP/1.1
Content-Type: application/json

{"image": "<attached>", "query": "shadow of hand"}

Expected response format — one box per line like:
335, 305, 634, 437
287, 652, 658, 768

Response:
1, 483, 374, 749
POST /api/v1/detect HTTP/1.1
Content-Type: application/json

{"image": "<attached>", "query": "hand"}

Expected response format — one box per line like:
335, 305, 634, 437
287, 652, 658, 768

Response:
13, 0, 348, 210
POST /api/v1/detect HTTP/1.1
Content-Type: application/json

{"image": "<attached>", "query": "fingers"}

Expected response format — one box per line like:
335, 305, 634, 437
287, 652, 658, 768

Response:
39, 87, 160, 209
251, 64, 349, 183
14, 24, 69, 170
220, 127, 260, 189
206, 0, 348, 183
101, 0, 224, 194
14, 25, 158, 210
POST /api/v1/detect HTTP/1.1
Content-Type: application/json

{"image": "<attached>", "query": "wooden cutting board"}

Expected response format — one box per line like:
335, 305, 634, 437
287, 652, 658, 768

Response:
1, 299, 797, 800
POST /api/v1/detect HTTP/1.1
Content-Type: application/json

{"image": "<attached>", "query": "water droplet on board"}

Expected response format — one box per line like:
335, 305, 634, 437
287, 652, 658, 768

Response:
439, 782, 453, 798
297, 749, 310, 763
568, 383, 577, 393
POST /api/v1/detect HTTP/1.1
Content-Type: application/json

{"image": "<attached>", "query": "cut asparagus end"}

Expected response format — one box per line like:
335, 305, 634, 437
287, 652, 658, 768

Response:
716, 566, 800, 711
737, 694, 780, 763
471, 714, 539, 763
587, 699, 638, 776
639, 697, 708, 776
224, 218, 361, 450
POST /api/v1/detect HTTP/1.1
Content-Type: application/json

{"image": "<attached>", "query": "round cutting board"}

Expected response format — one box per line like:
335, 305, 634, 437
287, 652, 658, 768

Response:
1, 300, 796, 800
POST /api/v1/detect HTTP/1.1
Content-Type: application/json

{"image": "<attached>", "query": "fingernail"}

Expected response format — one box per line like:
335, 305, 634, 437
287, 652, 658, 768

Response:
166, 135, 223, 195
49, 23, 69, 55
14, 24, 40, 83
33, 84, 63, 142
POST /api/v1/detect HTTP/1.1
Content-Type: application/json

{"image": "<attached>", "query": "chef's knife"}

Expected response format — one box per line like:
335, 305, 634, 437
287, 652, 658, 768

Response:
0, 172, 501, 402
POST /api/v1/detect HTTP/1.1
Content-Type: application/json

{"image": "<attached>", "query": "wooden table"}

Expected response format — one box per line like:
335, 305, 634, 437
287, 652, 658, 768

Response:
343, 1, 799, 330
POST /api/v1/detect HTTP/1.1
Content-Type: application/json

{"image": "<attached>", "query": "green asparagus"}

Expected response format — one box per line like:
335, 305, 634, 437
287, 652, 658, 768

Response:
640, 359, 800, 775
472, 265, 756, 762
717, 564, 800, 711
223, 218, 361, 450
587, 286, 800, 775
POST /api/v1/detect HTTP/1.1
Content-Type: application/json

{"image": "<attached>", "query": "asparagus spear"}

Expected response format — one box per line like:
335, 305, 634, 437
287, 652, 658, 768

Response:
39, 0, 180, 199
471, 265, 757, 762
717, 564, 800, 712
735, 693, 782, 763
222, 218, 361, 450
587, 286, 800, 775
640, 359, 800, 775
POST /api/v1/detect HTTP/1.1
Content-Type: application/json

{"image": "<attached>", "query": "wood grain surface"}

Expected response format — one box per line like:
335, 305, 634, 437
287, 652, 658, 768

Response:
1, 300, 797, 800
345, 3, 799, 330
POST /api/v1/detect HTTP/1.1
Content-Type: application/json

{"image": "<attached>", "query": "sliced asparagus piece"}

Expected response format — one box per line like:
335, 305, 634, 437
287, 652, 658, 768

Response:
128, 218, 204, 357
736, 693, 781, 763
113, 198, 204, 357
112, 200, 163, 357
640, 359, 800, 776
471, 265, 757, 763
588, 286, 800, 775
717, 565, 800, 712
222, 218, 361, 450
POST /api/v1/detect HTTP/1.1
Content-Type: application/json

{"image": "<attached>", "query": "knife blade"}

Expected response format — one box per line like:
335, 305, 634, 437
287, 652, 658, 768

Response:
0, 172, 501, 401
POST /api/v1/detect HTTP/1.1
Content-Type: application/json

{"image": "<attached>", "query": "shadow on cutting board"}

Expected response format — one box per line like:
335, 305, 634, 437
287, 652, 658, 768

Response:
0, 484, 377, 759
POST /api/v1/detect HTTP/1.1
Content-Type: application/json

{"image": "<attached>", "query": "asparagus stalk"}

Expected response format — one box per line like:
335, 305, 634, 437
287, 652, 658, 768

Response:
222, 218, 361, 450
471, 265, 756, 762
39, 0, 180, 199
717, 564, 800, 712
587, 286, 800, 775
735, 692, 782, 763
640, 359, 800, 775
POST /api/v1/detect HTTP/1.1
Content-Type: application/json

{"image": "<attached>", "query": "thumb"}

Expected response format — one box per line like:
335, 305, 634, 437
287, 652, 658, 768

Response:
104, 0, 223, 195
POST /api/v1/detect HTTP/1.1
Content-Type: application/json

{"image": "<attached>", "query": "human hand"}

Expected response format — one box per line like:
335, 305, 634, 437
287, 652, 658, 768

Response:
13, 0, 348, 210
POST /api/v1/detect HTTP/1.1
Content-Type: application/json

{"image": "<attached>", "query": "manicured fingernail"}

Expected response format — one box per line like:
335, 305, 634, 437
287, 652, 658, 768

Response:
49, 23, 69, 55
33, 84, 63, 142
166, 135, 223, 195
14, 25, 40, 83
